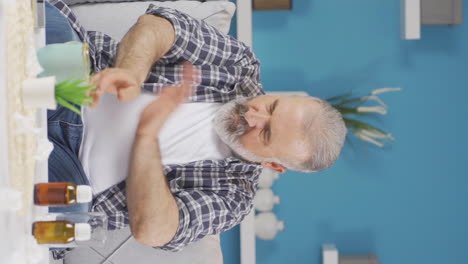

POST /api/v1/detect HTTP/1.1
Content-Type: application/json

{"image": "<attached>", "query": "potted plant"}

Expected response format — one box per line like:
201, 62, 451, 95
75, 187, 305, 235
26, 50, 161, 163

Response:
22, 76, 94, 114
328, 88, 401, 147
22, 41, 95, 114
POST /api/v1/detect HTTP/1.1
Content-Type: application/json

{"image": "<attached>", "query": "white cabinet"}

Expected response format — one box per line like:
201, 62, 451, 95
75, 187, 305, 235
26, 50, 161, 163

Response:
401, 0, 463, 40
422, 0, 463, 26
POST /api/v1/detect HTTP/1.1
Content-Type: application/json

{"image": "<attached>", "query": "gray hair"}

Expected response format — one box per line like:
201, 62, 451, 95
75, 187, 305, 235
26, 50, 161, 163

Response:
280, 98, 347, 172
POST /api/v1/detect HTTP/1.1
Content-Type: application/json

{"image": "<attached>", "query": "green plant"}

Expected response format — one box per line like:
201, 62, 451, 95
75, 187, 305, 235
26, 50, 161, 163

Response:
327, 88, 401, 147
55, 78, 95, 115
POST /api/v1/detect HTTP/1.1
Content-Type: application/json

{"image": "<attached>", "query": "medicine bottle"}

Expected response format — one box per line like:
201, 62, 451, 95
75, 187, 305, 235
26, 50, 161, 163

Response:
34, 182, 92, 206
32, 220, 91, 244
33, 212, 108, 248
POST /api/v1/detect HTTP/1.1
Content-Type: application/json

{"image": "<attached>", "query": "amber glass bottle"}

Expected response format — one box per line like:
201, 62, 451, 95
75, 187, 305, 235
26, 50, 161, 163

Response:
34, 182, 92, 206
32, 221, 91, 244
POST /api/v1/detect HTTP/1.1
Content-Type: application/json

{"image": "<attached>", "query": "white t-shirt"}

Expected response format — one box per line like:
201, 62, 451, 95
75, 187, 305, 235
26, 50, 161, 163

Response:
79, 92, 232, 195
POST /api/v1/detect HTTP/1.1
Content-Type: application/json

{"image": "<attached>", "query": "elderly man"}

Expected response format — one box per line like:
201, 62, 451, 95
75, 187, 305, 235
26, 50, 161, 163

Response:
45, 0, 346, 257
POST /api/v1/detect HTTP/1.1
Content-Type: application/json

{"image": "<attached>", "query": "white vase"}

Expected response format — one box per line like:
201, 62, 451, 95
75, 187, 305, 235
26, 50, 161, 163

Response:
22, 76, 56, 110
254, 189, 280, 212
258, 168, 279, 189
254, 212, 284, 240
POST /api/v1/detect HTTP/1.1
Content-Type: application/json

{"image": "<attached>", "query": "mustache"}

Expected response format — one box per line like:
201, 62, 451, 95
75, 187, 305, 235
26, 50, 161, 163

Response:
227, 102, 249, 136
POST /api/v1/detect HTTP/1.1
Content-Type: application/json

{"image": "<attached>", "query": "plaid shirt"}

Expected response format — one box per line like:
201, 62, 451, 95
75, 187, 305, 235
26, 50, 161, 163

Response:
49, 0, 264, 253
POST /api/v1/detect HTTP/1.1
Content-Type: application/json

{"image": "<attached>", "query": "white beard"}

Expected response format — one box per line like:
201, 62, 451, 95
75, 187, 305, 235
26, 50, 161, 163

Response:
213, 97, 266, 163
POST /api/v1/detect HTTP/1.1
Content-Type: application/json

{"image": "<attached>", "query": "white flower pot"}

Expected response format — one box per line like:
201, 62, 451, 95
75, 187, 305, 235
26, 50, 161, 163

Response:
22, 76, 56, 110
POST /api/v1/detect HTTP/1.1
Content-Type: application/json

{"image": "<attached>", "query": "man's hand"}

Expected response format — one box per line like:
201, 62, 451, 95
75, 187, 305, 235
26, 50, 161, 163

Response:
136, 63, 196, 137
89, 13, 176, 108
89, 68, 141, 106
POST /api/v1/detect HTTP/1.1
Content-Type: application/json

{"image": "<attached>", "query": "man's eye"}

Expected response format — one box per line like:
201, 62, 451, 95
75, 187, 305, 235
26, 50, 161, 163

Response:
268, 104, 275, 114
261, 125, 271, 144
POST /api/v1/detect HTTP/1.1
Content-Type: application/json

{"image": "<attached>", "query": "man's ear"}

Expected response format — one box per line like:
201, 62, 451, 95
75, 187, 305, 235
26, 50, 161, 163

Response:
261, 161, 286, 174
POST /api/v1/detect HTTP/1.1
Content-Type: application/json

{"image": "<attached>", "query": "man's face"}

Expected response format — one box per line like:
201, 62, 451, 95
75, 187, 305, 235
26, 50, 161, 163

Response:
214, 95, 317, 172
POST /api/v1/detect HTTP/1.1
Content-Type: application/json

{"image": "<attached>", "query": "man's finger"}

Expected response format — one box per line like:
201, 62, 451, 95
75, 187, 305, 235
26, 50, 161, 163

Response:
91, 72, 110, 94
113, 78, 138, 101
180, 62, 197, 99
181, 62, 196, 85
87, 86, 103, 108
88, 73, 103, 107
118, 83, 140, 102
99, 74, 119, 95
183, 81, 194, 99
90, 94, 100, 108
90, 72, 101, 85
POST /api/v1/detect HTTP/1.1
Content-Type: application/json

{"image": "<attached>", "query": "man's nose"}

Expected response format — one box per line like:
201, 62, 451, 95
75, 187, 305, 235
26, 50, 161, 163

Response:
244, 109, 269, 129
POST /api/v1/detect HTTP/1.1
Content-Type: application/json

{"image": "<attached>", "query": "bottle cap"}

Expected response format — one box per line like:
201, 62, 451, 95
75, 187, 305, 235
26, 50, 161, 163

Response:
76, 185, 93, 203
74, 223, 92, 241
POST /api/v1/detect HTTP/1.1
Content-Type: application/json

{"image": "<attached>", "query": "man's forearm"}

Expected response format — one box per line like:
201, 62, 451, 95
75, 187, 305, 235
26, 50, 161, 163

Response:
126, 135, 179, 247
115, 15, 175, 85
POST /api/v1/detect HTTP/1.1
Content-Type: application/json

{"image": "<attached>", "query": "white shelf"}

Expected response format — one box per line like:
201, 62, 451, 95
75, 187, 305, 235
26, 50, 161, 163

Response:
240, 211, 256, 264
237, 2, 255, 263
322, 244, 338, 264
236, 0, 253, 47
401, 0, 421, 40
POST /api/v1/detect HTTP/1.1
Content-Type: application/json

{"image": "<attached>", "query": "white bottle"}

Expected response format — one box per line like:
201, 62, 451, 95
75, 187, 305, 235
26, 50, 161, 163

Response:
255, 212, 284, 240
254, 189, 280, 212
258, 169, 279, 189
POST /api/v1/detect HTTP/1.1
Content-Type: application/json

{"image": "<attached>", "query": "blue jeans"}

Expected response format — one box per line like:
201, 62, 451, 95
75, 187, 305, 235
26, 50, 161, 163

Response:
45, 1, 89, 213
45, 1, 81, 44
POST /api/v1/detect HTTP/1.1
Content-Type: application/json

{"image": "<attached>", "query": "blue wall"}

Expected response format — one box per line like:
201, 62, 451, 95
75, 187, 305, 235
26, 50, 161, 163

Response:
221, 1, 468, 264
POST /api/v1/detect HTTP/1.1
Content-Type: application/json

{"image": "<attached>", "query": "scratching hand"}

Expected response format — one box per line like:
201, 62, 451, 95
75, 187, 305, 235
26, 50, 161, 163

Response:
136, 62, 198, 137
89, 68, 141, 107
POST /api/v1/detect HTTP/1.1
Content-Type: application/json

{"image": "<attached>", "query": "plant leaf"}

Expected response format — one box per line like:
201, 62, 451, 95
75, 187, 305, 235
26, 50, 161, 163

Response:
337, 97, 367, 107
326, 93, 353, 103
343, 118, 388, 135
333, 106, 372, 116
55, 78, 95, 107
56, 97, 81, 115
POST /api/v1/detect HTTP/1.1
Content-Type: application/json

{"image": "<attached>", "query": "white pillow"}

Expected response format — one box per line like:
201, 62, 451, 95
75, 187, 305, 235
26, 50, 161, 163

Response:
107, 235, 223, 264
63, 227, 224, 264
70, 1, 236, 41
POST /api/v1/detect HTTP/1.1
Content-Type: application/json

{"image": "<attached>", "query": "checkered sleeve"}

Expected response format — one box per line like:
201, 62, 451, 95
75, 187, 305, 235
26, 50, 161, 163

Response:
156, 160, 261, 251
144, 5, 264, 101
145, 5, 256, 67
91, 181, 130, 230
